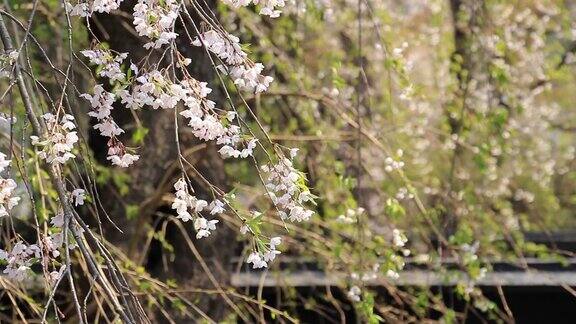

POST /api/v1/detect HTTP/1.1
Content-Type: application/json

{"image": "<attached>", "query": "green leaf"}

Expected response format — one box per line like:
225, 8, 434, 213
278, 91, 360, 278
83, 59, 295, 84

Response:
132, 126, 149, 144
385, 198, 406, 220
125, 204, 140, 220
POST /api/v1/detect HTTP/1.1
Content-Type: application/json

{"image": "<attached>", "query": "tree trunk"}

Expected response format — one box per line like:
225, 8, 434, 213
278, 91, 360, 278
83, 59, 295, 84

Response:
441, 0, 486, 238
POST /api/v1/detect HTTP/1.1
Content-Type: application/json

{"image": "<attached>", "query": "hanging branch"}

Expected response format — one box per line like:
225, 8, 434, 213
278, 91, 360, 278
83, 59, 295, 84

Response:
0, 12, 146, 324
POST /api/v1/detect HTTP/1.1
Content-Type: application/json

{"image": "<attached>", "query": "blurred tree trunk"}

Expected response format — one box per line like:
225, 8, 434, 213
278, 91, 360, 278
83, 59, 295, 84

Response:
87, 1, 236, 321
442, 0, 487, 237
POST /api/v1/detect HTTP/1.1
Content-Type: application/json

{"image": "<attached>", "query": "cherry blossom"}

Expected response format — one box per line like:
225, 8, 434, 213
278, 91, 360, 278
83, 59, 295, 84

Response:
65, 0, 124, 16
71, 189, 86, 206
171, 178, 220, 239
81, 49, 127, 82
263, 236, 281, 262
246, 252, 267, 269
30, 113, 78, 165
347, 285, 361, 302
262, 156, 315, 222
0, 242, 41, 281
194, 217, 219, 239
0, 153, 20, 217
133, 0, 179, 49
107, 153, 140, 168
81, 85, 139, 168
193, 30, 274, 93
392, 229, 407, 248
221, 0, 285, 18
208, 199, 225, 215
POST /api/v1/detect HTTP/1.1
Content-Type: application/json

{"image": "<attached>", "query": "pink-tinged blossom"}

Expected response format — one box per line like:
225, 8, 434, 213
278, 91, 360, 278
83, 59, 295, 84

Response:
81, 85, 139, 168
133, 0, 179, 49
0, 242, 41, 281
192, 30, 274, 93
262, 157, 315, 222
94, 119, 124, 137
81, 49, 127, 82
172, 178, 219, 238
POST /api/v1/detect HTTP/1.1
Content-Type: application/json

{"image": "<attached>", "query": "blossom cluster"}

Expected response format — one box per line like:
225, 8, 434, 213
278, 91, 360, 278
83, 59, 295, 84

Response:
120, 70, 195, 110
219, 136, 258, 159
30, 113, 78, 165
246, 236, 281, 269
395, 187, 414, 200
81, 49, 128, 82
0, 242, 41, 281
336, 207, 364, 224
392, 229, 408, 248
65, 0, 124, 17
262, 153, 315, 222
82, 62, 258, 164
80, 85, 139, 167
192, 30, 273, 93
61, 0, 309, 272
0, 175, 84, 282
117, 65, 259, 158
0, 50, 19, 78
1, 210, 66, 282
0, 150, 64, 282
384, 156, 405, 172
71, 188, 87, 206
174, 77, 258, 158
0, 213, 67, 282
221, 0, 286, 18
347, 285, 362, 302
133, 0, 179, 49
171, 178, 222, 239
0, 153, 20, 217
228, 63, 274, 93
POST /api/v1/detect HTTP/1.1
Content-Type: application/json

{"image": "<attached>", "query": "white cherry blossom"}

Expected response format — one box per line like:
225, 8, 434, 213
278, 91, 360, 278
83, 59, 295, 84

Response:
262, 157, 315, 222
193, 30, 274, 93
0, 153, 20, 217
31, 113, 78, 165
221, 0, 285, 18
0, 242, 41, 281
71, 189, 86, 206
65, 0, 123, 16
107, 153, 140, 168
246, 252, 267, 269
171, 178, 220, 239
81, 49, 127, 82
